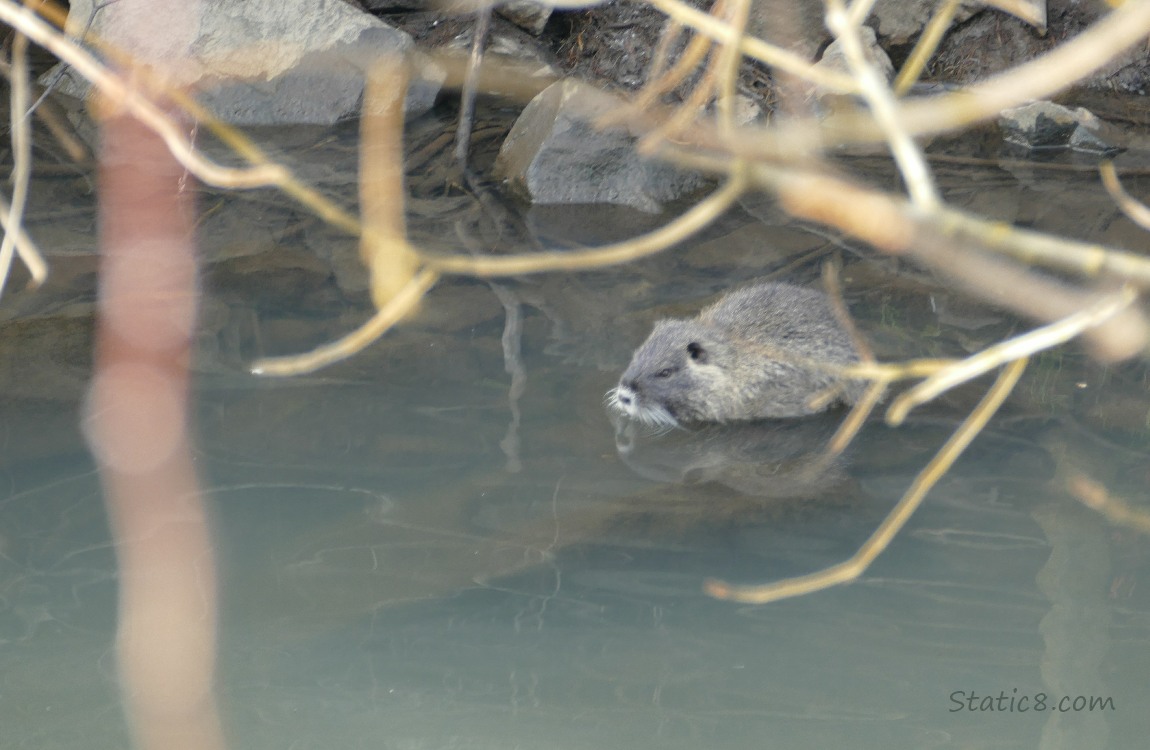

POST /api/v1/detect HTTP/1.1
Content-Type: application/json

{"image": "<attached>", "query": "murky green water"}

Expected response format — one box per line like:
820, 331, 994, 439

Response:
3, 103, 1150, 749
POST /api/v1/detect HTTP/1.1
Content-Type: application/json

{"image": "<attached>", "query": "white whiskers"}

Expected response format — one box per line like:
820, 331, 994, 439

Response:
605, 385, 679, 432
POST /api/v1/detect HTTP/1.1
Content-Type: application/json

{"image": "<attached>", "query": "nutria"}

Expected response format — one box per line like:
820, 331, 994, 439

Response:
608, 283, 866, 426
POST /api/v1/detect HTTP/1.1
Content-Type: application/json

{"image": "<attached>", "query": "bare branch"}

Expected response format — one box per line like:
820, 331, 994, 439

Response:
705, 357, 1029, 604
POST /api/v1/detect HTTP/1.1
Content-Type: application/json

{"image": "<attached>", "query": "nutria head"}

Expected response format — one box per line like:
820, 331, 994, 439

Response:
608, 319, 734, 428
609, 283, 867, 426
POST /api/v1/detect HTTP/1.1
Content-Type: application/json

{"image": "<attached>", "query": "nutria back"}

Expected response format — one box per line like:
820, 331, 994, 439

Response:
609, 282, 865, 426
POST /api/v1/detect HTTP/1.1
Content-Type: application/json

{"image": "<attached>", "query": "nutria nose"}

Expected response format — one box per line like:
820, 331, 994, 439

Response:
618, 391, 633, 406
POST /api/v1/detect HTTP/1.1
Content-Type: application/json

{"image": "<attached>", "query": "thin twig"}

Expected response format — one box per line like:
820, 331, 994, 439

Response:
716, 0, 751, 134
167, 88, 361, 236
1069, 474, 1150, 535
1100, 160, 1150, 232
645, 0, 858, 94
821, 262, 874, 362
893, 0, 962, 95
26, 0, 103, 117
250, 269, 440, 377
818, 262, 886, 457
887, 285, 1139, 425
647, 13, 688, 83
825, 0, 938, 209
705, 357, 1028, 604
454, 7, 491, 171
360, 56, 420, 310
424, 172, 748, 276
0, 22, 45, 297
640, 50, 721, 150
825, 380, 887, 457
935, 204, 1150, 288
0, 55, 90, 162
0, 191, 46, 287
597, 9, 712, 129
846, 0, 881, 28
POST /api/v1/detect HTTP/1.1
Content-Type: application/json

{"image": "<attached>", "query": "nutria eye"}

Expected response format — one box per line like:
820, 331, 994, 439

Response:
656, 367, 675, 378
686, 342, 706, 362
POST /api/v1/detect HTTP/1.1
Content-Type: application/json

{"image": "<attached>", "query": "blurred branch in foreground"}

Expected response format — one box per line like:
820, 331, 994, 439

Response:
83, 108, 226, 750
706, 357, 1031, 603
1070, 474, 1150, 536
62, 1, 227, 748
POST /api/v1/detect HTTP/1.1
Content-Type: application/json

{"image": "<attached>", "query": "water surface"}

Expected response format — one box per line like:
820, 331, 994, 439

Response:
2, 103, 1150, 749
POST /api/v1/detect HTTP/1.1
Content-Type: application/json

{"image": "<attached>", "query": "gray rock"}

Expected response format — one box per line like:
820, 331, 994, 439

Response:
1068, 123, 1118, 154
999, 101, 1118, 153
813, 25, 895, 83
930, 2, 1114, 88
747, 0, 827, 60
495, 79, 706, 212
744, 0, 986, 63
869, 0, 988, 46
52, 0, 442, 125
869, 0, 1046, 48
498, 1, 553, 36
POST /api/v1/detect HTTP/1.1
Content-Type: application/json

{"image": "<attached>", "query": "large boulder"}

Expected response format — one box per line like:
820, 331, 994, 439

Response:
52, 0, 442, 125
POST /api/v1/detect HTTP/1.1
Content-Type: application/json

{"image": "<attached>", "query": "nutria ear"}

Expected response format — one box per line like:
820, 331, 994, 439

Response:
687, 341, 707, 362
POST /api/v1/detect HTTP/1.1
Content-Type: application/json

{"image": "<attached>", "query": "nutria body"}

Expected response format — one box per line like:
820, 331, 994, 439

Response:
609, 283, 865, 427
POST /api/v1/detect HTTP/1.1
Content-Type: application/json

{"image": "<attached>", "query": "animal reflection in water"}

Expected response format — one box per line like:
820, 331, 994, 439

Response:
611, 410, 849, 501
